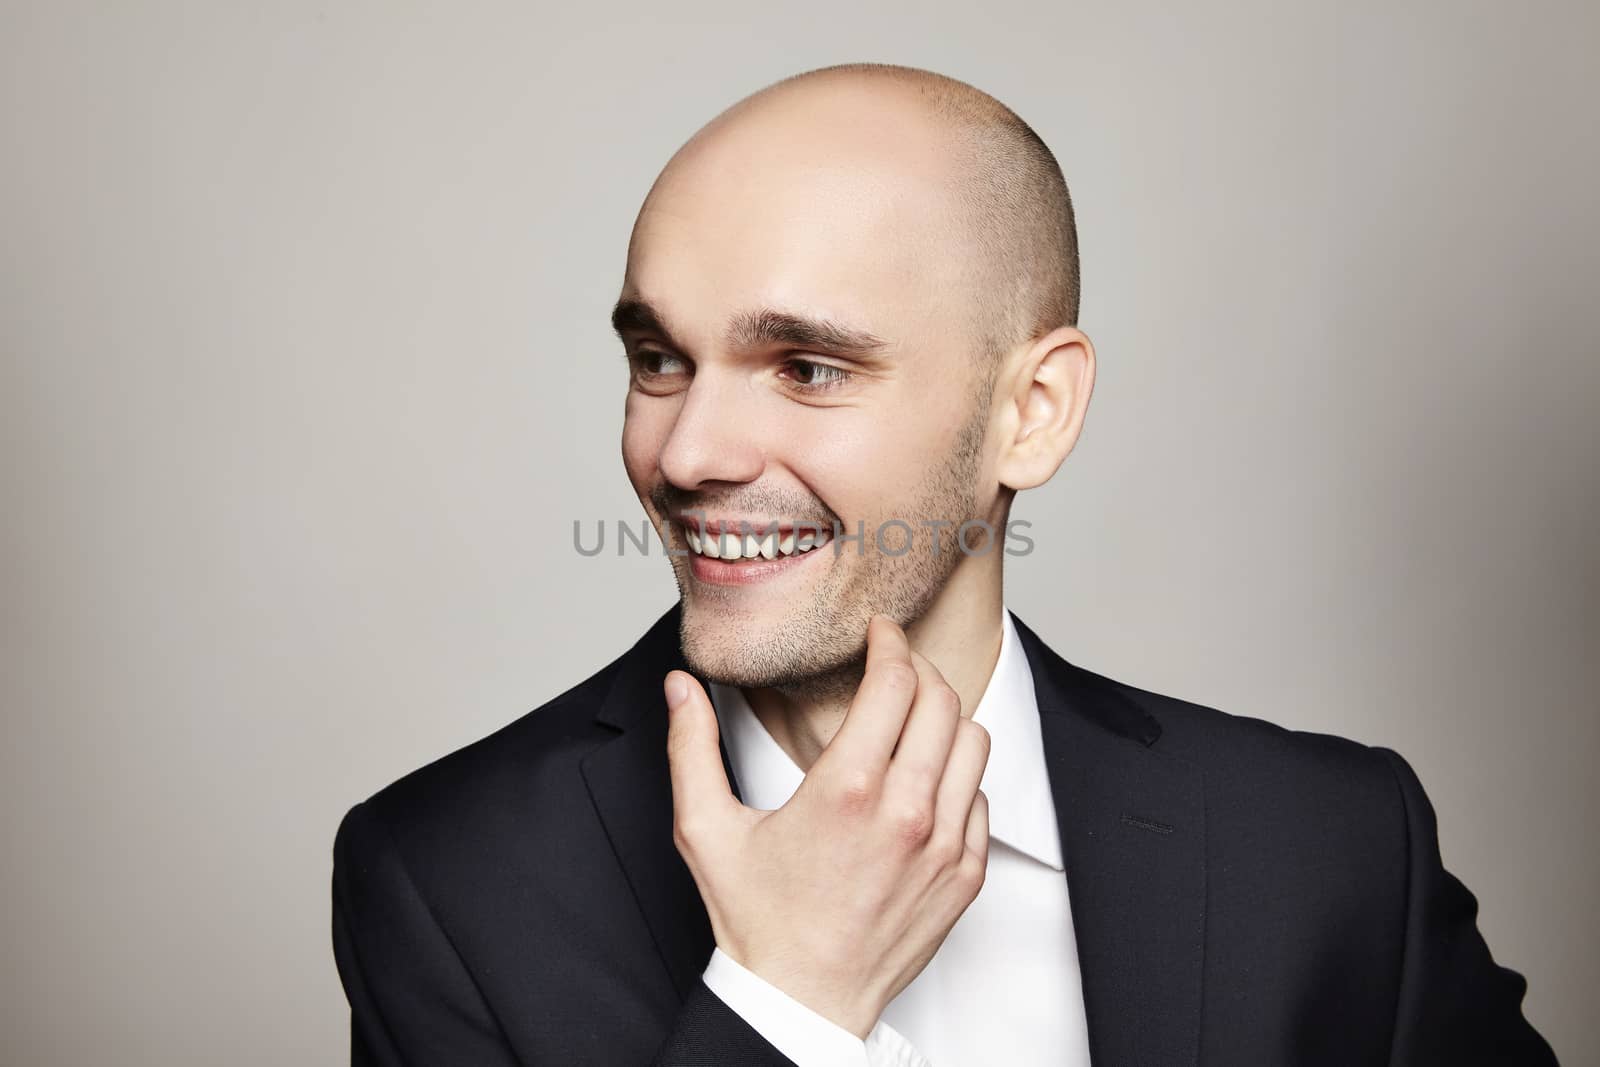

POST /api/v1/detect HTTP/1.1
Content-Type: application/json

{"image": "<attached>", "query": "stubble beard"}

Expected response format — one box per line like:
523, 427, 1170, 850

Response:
675, 399, 991, 702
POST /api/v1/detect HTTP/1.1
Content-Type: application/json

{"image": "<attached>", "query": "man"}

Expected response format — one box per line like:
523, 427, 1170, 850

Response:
331, 63, 1557, 1065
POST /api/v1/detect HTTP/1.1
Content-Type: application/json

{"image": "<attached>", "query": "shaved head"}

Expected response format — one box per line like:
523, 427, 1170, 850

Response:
649, 62, 1079, 380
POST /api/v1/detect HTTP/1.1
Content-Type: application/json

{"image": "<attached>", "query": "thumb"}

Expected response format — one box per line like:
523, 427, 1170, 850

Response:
664, 670, 736, 828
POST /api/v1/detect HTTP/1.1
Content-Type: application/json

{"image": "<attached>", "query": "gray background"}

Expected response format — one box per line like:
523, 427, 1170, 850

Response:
3, 2, 1595, 1064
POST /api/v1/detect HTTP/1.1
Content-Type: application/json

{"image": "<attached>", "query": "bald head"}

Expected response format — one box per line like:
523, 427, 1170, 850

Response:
644, 63, 1079, 375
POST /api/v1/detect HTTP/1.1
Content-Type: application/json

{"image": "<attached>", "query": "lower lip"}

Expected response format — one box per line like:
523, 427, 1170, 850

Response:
685, 541, 832, 586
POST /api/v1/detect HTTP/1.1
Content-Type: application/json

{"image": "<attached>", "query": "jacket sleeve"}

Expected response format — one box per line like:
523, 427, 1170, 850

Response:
649, 978, 800, 1066
1376, 748, 1560, 1065
332, 801, 797, 1066
332, 801, 522, 1066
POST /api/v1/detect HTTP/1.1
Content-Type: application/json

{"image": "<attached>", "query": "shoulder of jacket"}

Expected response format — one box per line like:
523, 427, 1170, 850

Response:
348, 641, 633, 839
1077, 663, 1398, 798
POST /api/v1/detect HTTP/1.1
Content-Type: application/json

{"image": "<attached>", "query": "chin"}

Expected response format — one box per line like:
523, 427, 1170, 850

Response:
679, 607, 855, 689
679, 613, 777, 687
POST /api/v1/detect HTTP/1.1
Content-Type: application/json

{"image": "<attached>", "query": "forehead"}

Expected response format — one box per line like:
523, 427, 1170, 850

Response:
623, 128, 971, 353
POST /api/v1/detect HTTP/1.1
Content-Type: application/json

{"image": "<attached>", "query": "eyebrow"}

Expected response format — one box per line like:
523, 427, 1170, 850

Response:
610, 297, 894, 360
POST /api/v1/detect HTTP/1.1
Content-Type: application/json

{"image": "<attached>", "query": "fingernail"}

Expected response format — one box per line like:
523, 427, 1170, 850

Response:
665, 672, 688, 708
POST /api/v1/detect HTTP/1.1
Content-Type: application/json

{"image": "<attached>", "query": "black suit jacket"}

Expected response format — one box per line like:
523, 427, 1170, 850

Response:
332, 605, 1557, 1065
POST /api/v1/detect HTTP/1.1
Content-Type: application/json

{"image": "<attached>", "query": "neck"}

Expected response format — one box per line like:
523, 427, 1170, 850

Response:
741, 560, 1005, 773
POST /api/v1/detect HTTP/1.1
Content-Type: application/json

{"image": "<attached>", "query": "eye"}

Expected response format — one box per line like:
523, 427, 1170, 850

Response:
780, 358, 852, 391
627, 348, 690, 392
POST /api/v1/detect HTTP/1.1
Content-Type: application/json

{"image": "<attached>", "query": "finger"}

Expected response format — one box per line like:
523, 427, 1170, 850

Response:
934, 718, 991, 848
664, 671, 737, 829
963, 787, 990, 862
883, 649, 962, 806
862, 611, 909, 673
817, 614, 918, 778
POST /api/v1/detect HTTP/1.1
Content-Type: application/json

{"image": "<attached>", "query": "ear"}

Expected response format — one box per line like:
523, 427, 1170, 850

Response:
994, 326, 1096, 491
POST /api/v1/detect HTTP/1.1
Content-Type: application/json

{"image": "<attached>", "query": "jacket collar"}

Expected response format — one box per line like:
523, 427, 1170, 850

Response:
581, 603, 1206, 1066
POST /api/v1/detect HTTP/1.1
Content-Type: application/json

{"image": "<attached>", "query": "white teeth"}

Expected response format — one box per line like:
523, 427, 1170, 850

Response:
683, 525, 832, 560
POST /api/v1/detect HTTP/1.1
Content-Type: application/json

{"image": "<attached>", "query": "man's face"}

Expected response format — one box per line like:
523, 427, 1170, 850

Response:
618, 94, 1002, 688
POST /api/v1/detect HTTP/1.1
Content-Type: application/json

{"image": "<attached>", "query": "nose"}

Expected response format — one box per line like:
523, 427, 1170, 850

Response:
657, 371, 766, 491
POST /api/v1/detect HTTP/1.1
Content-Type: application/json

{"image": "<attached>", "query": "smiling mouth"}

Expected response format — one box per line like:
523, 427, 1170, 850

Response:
680, 524, 834, 561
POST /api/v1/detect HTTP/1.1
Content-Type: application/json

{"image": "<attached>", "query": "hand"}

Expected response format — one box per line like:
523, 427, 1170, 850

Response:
663, 614, 991, 1039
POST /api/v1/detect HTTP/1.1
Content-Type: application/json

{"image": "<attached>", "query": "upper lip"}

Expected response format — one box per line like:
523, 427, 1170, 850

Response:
671, 513, 829, 537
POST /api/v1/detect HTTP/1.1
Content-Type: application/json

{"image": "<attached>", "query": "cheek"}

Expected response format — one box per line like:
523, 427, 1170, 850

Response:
620, 396, 668, 492
793, 391, 976, 519
788, 416, 926, 515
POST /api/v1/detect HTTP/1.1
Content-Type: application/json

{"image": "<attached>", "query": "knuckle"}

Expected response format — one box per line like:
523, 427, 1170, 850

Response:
926, 828, 965, 868
901, 758, 941, 789
928, 684, 961, 717
961, 718, 992, 754
833, 771, 879, 815
672, 813, 706, 853
888, 802, 934, 847
873, 660, 919, 696
666, 724, 696, 763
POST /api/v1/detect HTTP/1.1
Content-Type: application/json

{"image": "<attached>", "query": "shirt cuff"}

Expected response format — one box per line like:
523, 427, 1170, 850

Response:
864, 1016, 934, 1067
701, 947, 930, 1067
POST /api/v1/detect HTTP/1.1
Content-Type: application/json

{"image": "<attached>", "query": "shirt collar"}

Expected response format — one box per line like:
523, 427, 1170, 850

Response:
708, 607, 1064, 871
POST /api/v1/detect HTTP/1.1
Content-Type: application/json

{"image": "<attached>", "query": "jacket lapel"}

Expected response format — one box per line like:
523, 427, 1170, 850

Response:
1012, 611, 1207, 1067
579, 604, 745, 1001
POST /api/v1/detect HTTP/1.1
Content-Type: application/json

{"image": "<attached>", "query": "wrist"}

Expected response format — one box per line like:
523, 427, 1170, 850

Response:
735, 954, 882, 1039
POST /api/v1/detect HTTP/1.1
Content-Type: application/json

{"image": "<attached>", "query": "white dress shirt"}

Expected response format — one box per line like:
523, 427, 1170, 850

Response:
701, 608, 1093, 1067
